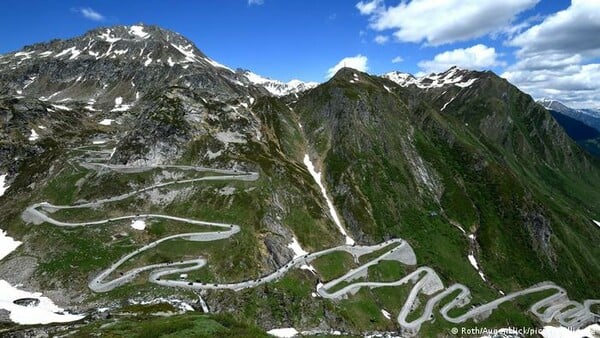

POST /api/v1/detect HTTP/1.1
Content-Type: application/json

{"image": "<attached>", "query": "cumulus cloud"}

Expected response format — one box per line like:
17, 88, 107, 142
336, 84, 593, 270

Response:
374, 35, 389, 44
418, 44, 504, 73
248, 0, 264, 6
357, 0, 539, 45
391, 56, 404, 63
74, 7, 105, 21
502, 63, 600, 108
326, 54, 369, 78
509, 0, 600, 58
356, 0, 383, 15
503, 0, 600, 108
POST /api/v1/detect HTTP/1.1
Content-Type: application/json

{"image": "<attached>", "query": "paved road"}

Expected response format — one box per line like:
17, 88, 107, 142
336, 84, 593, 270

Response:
21, 144, 599, 336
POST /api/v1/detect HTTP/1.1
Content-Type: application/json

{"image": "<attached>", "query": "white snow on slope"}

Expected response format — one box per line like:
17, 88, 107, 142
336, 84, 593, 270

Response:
541, 323, 600, 338
51, 104, 72, 111
204, 57, 234, 72
130, 219, 146, 230
98, 29, 121, 43
381, 309, 392, 320
0, 234, 83, 325
287, 237, 316, 273
441, 96, 456, 111
243, 71, 317, 96
129, 25, 150, 39
0, 174, 9, 197
267, 327, 299, 338
99, 119, 114, 126
54, 47, 81, 60
0, 281, 85, 325
0, 230, 21, 261
467, 253, 486, 281
287, 237, 308, 258
111, 97, 133, 112
383, 67, 477, 89
303, 154, 355, 245
28, 129, 39, 141
593, 219, 600, 228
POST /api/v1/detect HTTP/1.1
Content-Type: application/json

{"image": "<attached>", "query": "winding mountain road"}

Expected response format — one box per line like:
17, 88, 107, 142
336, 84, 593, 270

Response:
20, 144, 599, 335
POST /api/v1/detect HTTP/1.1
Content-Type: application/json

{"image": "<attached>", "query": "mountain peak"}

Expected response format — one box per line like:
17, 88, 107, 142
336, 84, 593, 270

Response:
382, 66, 479, 89
238, 69, 318, 96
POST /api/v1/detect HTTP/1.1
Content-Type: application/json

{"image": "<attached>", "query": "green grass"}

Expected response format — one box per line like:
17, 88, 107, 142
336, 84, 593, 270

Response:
367, 260, 406, 282
312, 251, 357, 281
61, 312, 268, 338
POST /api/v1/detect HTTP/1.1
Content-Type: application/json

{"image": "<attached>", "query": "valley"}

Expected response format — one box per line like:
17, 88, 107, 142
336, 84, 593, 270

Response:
0, 23, 598, 337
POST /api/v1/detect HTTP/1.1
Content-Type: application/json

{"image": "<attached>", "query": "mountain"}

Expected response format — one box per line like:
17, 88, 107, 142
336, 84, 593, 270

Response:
239, 69, 318, 96
538, 98, 600, 132
538, 99, 600, 156
1, 25, 599, 337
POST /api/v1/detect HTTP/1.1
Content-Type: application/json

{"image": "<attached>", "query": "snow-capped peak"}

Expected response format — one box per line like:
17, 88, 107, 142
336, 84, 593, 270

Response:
383, 66, 478, 89
241, 70, 318, 96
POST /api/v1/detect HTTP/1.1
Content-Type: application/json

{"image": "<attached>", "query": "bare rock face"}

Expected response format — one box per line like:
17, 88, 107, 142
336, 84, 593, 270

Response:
522, 210, 556, 263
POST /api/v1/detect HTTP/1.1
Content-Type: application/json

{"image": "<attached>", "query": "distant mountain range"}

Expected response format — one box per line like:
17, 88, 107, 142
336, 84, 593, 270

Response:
538, 99, 600, 156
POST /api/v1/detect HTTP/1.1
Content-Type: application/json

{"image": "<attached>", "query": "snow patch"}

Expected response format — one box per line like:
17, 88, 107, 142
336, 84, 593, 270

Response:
28, 129, 39, 141
99, 119, 114, 126
243, 71, 317, 96
0, 280, 84, 325
54, 47, 81, 60
303, 154, 355, 245
204, 57, 233, 72
130, 219, 146, 230
287, 237, 308, 258
129, 25, 150, 39
593, 219, 600, 228
51, 104, 71, 111
0, 174, 9, 197
267, 328, 299, 338
98, 29, 121, 43
381, 309, 392, 320
541, 324, 600, 338
0, 230, 21, 261
468, 253, 486, 281
383, 67, 478, 89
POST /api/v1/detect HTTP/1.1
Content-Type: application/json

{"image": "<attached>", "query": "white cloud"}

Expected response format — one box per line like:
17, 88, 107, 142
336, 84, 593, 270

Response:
326, 54, 369, 78
503, 0, 600, 108
502, 63, 600, 109
75, 7, 105, 21
374, 35, 389, 45
357, 0, 539, 45
392, 56, 404, 63
356, 0, 383, 15
418, 44, 504, 73
248, 0, 264, 5
509, 0, 600, 58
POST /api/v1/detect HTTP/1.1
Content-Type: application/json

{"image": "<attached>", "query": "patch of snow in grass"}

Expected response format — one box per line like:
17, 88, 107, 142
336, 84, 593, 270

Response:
303, 154, 355, 245
267, 328, 299, 338
381, 309, 392, 320
130, 219, 146, 230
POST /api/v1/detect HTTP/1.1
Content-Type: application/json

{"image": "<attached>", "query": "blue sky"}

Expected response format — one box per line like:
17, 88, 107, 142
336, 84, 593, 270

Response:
1, 1, 598, 107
